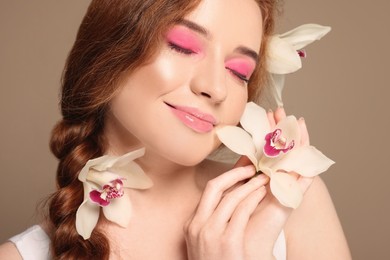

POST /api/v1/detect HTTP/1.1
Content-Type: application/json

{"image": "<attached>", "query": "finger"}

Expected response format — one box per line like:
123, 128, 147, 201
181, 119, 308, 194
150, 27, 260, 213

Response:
192, 165, 256, 226
230, 155, 260, 195
234, 155, 252, 168
209, 174, 269, 230
226, 186, 267, 237
274, 107, 287, 123
267, 109, 276, 129
230, 156, 254, 194
298, 117, 310, 146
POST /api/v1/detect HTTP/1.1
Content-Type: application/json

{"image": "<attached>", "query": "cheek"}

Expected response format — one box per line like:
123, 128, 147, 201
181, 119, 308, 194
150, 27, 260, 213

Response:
109, 88, 139, 135
111, 52, 192, 115
223, 87, 248, 126
149, 50, 195, 92
150, 55, 186, 87
121, 50, 193, 100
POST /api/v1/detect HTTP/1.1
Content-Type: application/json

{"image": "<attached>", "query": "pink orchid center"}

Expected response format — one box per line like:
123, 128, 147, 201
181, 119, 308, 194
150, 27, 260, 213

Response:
89, 179, 124, 207
263, 129, 295, 157
297, 49, 307, 58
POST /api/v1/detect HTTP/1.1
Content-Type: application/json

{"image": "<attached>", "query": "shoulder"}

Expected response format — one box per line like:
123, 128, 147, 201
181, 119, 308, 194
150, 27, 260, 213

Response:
285, 176, 351, 259
0, 242, 22, 260
286, 177, 338, 229
2, 225, 51, 260
288, 176, 332, 218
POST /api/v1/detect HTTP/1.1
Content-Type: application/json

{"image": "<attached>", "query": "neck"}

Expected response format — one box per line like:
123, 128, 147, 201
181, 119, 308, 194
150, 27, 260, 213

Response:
104, 113, 141, 156
136, 149, 205, 194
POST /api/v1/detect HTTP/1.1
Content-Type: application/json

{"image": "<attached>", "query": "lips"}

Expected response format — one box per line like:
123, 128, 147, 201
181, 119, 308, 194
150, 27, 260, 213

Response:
166, 103, 216, 133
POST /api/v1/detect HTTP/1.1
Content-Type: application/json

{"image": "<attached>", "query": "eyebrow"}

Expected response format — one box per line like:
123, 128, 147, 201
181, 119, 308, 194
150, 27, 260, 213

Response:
235, 46, 259, 64
178, 19, 259, 64
179, 19, 210, 38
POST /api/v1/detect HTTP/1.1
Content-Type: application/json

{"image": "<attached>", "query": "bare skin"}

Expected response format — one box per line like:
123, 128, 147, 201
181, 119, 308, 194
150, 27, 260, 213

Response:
93, 109, 351, 260
0, 110, 351, 259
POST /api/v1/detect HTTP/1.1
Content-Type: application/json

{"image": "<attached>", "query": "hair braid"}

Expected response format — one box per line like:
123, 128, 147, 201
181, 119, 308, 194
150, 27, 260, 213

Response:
47, 119, 110, 259
43, 0, 204, 258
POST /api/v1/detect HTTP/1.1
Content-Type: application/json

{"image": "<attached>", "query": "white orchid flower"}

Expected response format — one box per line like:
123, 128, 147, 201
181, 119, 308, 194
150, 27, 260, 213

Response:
76, 148, 153, 240
261, 24, 331, 108
267, 24, 331, 74
217, 102, 334, 208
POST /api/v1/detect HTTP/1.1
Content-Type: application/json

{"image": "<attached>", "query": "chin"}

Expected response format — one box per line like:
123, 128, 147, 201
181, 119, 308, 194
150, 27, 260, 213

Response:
166, 149, 212, 166
176, 156, 207, 167
158, 140, 220, 167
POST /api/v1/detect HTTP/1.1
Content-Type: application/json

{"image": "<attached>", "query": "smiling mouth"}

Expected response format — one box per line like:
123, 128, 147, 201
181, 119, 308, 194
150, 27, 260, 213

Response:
165, 102, 217, 133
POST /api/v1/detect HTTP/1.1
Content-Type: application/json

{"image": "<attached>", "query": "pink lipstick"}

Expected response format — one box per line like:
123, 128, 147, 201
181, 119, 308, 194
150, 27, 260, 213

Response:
166, 103, 216, 133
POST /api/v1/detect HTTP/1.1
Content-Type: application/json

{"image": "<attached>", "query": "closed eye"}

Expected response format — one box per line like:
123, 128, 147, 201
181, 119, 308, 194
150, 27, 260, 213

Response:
168, 42, 196, 55
226, 67, 249, 83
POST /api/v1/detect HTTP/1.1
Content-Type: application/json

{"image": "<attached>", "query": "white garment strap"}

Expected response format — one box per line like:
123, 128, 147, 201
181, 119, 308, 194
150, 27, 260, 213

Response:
273, 230, 287, 260
9, 225, 51, 260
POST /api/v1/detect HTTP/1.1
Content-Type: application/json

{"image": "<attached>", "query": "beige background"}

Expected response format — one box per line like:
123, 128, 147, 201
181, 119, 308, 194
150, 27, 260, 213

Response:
0, 1, 389, 259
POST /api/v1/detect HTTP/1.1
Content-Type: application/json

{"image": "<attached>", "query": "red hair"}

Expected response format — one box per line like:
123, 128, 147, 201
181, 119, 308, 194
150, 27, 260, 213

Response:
46, 0, 280, 258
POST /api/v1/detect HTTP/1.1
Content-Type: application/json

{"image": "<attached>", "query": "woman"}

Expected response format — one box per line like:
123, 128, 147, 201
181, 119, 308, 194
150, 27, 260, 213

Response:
0, 0, 351, 259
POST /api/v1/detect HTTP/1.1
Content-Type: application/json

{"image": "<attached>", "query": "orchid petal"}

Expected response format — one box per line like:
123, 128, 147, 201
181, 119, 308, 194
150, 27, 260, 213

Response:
270, 74, 286, 107
75, 184, 100, 239
274, 115, 301, 146
263, 129, 295, 158
86, 170, 121, 187
267, 36, 302, 74
258, 165, 273, 178
111, 161, 153, 189
78, 155, 111, 182
216, 126, 259, 168
280, 24, 331, 50
272, 146, 335, 177
103, 196, 132, 227
258, 152, 279, 170
89, 190, 110, 206
240, 102, 270, 152
270, 74, 285, 107
90, 156, 118, 172
260, 74, 286, 108
79, 149, 146, 182
270, 172, 303, 209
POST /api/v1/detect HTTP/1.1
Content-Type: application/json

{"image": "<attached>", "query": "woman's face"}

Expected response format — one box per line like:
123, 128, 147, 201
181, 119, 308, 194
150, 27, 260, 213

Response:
110, 0, 263, 166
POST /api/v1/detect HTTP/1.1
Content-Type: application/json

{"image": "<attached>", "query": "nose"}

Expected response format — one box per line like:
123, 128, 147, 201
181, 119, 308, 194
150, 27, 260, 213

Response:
190, 57, 227, 104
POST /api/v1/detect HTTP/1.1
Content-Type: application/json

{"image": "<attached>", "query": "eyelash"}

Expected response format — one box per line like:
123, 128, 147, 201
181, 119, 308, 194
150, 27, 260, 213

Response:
168, 42, 249, 83
168, 42, 196, 55
226, 68, 249, 83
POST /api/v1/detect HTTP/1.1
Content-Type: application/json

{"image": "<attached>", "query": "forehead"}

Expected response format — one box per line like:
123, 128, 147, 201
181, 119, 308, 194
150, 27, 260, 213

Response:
184, 0, 263, 52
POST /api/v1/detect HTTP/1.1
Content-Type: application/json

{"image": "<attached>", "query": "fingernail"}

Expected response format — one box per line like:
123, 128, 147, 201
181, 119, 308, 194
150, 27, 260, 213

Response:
254, 173, 270, 182
268, 109, 273, 113
299, 117, 305, 121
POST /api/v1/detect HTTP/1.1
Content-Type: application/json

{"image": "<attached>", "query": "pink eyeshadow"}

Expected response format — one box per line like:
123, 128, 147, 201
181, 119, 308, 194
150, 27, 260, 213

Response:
166, 26, 202, 53
225, 58, 256, 77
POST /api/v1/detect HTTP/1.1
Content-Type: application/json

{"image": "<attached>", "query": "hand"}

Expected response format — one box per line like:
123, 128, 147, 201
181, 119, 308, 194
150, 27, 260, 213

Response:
243, 107, 315, 259
184, 165, 269, 260
184, 107, 315, 260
